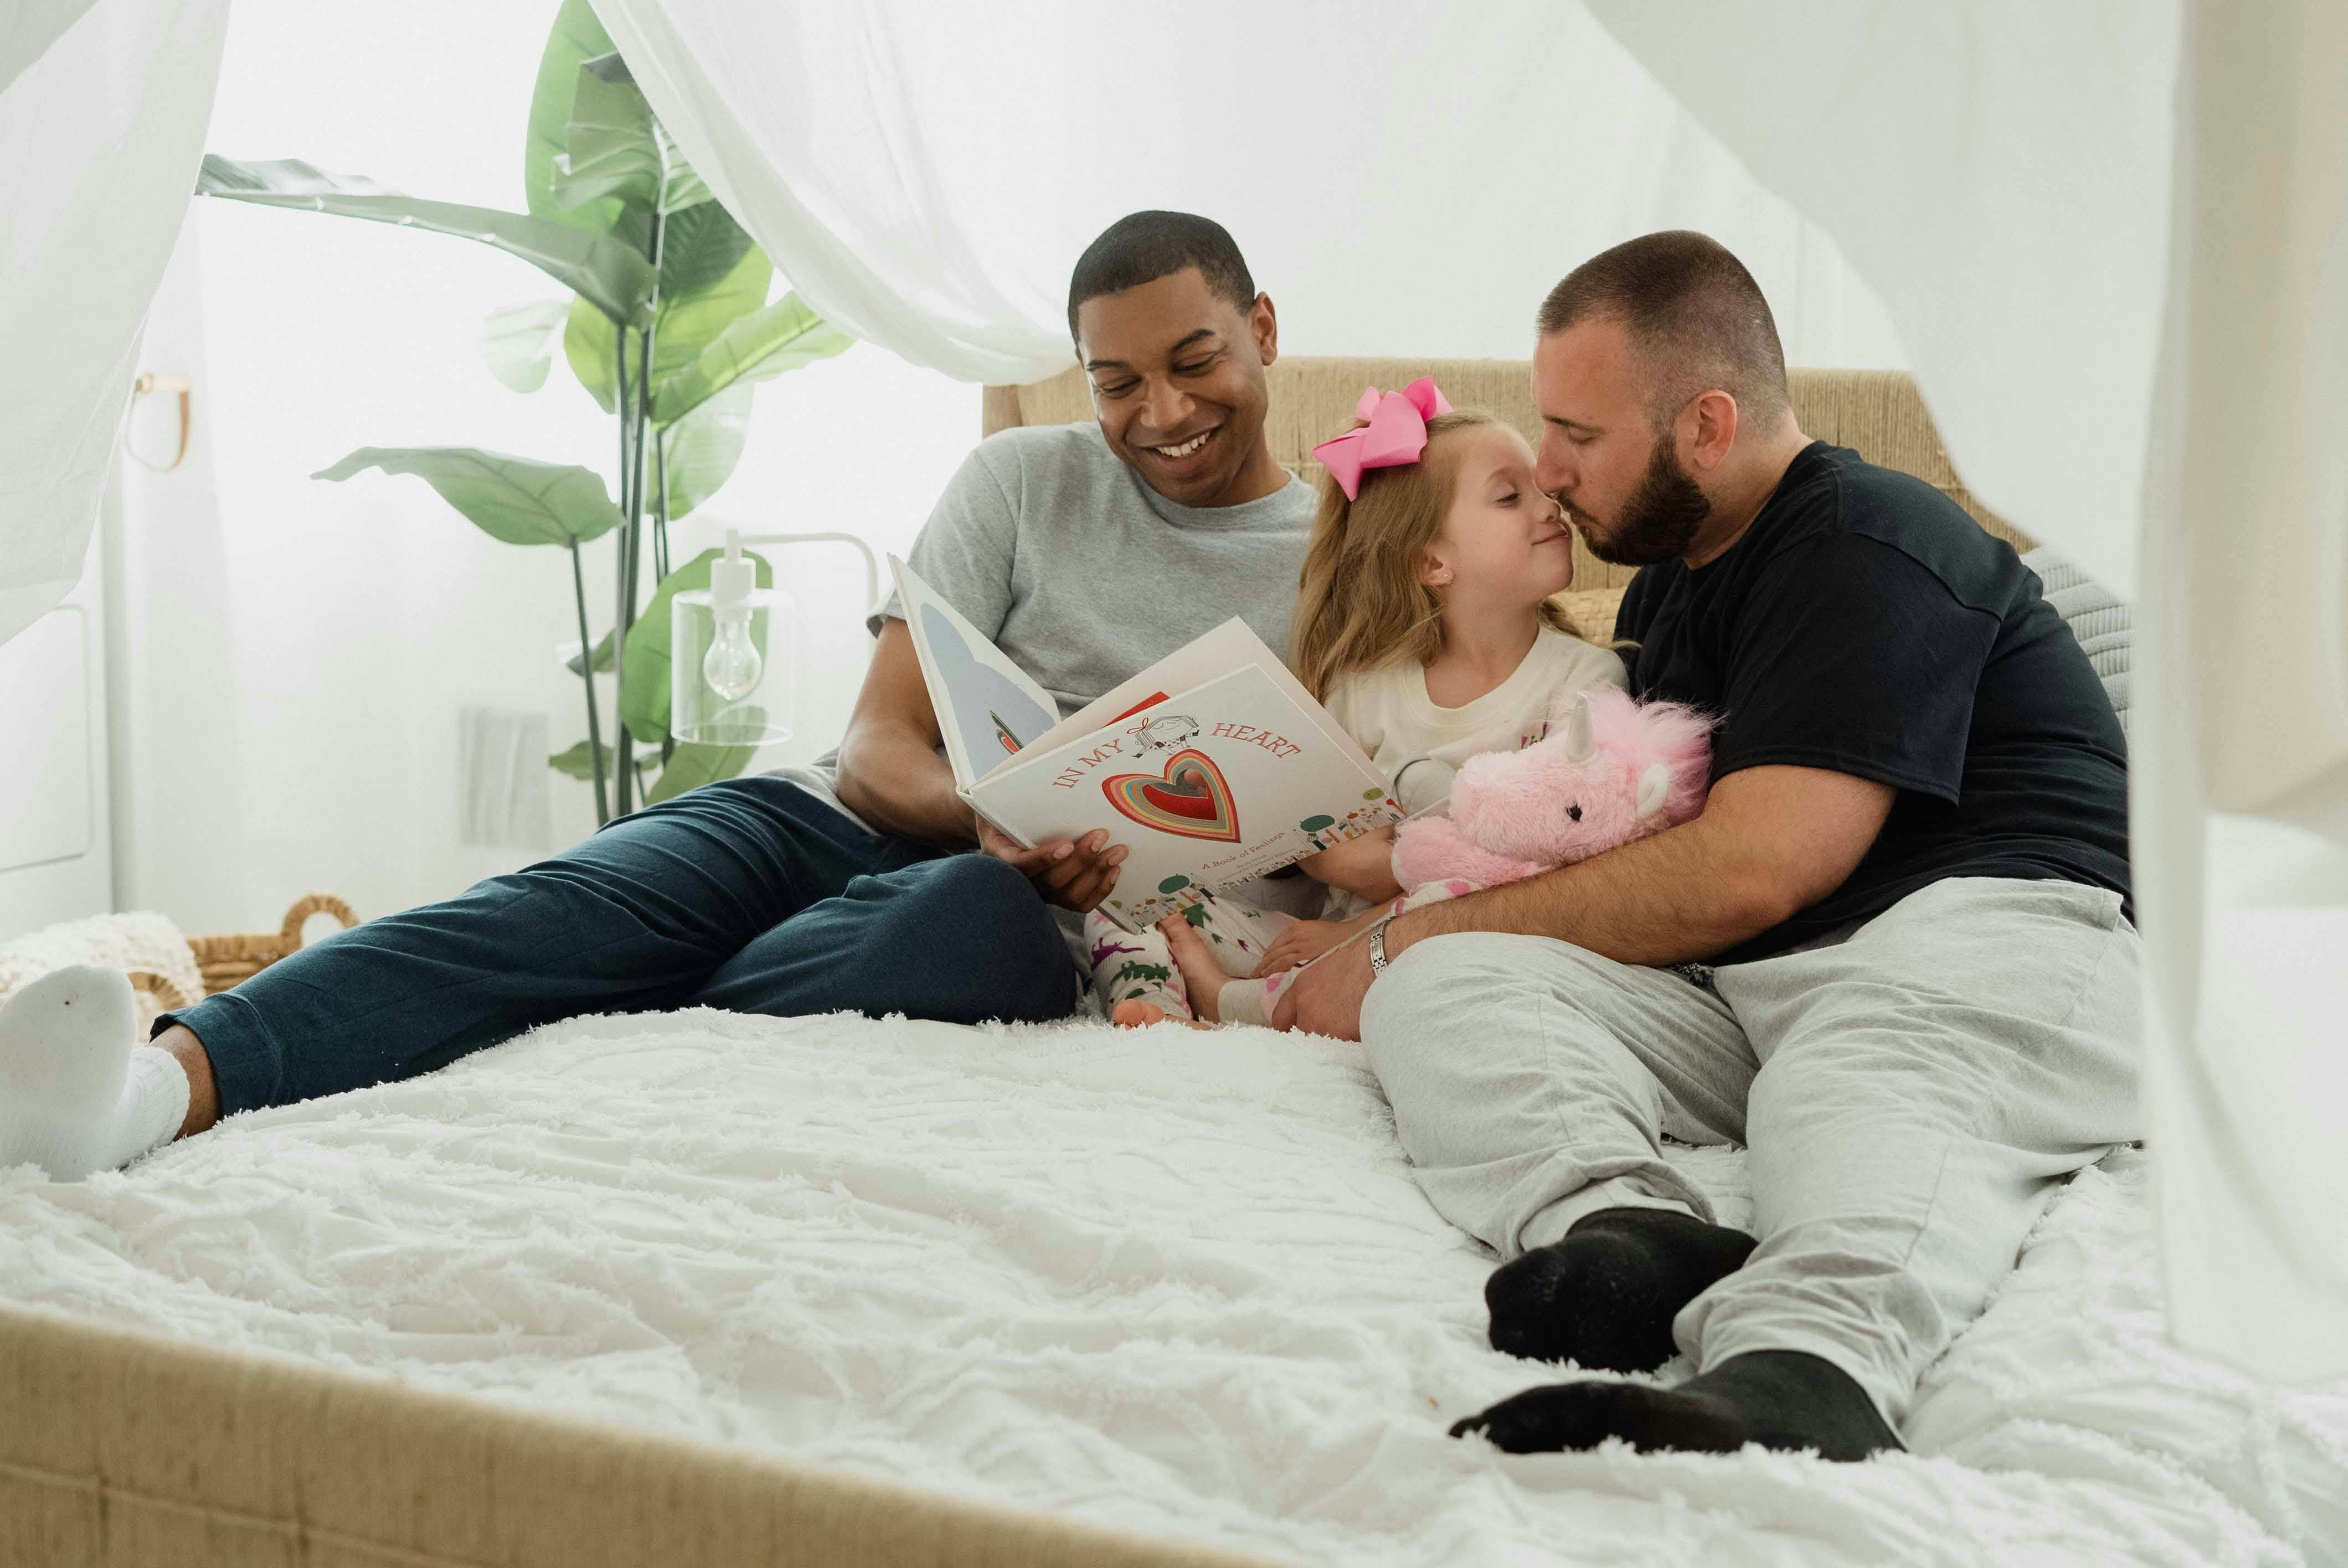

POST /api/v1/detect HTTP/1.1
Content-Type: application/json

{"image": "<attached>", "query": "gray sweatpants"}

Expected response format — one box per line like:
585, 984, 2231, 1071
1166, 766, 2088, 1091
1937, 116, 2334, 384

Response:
1360, 875, 2140, 1426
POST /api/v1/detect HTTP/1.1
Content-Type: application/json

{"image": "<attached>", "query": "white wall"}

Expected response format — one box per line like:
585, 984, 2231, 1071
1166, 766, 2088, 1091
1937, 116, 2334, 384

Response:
106, 236, 248, 933
0, 528, 111, 941
120, 0, 975, 931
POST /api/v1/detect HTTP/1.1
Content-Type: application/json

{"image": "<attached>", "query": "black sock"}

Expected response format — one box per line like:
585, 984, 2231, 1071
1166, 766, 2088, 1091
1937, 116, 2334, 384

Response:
1450, 1350, 1902, 1461
1484, 1206, 1757, 1373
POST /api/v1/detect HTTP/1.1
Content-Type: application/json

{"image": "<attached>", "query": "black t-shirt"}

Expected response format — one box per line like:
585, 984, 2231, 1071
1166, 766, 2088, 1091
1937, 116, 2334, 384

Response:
1616, 441, 2130, 963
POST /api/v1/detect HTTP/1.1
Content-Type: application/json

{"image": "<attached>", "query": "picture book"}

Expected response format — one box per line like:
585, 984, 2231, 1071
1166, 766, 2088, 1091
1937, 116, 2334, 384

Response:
891, 556, 1404, 931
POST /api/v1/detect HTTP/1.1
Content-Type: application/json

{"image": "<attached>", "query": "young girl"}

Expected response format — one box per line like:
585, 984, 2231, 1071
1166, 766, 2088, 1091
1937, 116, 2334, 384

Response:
1089, 380, 1626, 1029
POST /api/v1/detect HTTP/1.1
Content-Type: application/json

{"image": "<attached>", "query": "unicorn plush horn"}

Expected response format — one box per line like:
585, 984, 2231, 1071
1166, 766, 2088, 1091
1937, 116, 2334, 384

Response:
1562, 692, 1597, 764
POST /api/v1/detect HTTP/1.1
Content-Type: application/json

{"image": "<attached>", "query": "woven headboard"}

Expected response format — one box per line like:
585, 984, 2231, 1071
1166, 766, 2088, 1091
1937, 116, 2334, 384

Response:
983, 362, 2030, 637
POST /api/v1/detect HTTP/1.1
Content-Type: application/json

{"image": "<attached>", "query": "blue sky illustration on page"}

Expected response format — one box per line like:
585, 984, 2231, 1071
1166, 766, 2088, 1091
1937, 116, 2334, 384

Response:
920, 602, 1057, 775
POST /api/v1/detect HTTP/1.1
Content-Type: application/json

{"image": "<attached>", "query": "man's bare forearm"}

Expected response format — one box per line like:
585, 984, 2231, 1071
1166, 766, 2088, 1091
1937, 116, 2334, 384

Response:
1386, 813, 1786, 966
833, 721, 979, 848
1381, 766, 1895, 967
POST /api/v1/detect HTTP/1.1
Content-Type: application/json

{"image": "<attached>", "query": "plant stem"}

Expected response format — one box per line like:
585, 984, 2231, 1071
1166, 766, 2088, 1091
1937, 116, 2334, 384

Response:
568, 539, 610, 826
654, 430, 672, 585
656, 428, 675, 765
620, 204, 667, 801
612, 326, 635, 813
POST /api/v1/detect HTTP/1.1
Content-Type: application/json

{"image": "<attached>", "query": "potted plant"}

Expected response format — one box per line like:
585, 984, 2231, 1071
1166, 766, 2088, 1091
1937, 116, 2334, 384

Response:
195, 0, 852, 822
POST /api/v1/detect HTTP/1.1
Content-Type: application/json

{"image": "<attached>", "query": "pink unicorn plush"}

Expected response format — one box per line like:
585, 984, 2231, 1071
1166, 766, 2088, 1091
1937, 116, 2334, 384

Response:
1391, 686, 1713, 891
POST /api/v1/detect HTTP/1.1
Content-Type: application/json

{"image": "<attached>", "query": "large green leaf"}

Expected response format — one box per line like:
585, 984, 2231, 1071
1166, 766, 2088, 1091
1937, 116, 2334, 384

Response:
198, 156, 655, 329
643, 734, 764, 805
553, 54, 712, 218
552, 55, 662, 214
524, 0, 645, 254
647, 234, 771, 409
564, 293, 625, 414
659, 383, 754, 519
312, 447, 624, 548
655, 121, 712, 215
651, 293, 854, 426
480, 299, 571, 393
561, 224, 768, 416
548, 739, 656, 781
619, 545, 773, 744
655, 201, 760, 307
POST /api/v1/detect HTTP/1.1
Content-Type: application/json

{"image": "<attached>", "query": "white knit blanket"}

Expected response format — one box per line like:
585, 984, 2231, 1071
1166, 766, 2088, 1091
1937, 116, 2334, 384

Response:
3, 1009, 2343, 1567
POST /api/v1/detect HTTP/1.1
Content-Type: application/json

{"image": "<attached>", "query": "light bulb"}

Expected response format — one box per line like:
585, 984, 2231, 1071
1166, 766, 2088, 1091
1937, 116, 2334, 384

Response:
702, 615, 763, 702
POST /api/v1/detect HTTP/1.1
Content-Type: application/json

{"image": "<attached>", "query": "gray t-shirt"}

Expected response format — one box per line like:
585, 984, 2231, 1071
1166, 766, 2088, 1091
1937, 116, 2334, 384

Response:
784, 422, 1319, 840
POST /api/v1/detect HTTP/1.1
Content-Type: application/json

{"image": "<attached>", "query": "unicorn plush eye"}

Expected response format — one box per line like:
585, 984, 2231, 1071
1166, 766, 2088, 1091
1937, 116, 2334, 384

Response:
1567, 804, 1583, 822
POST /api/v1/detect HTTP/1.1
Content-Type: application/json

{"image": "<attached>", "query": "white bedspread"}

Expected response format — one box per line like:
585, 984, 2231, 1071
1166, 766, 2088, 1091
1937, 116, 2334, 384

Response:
3, 1009, 2344, 1567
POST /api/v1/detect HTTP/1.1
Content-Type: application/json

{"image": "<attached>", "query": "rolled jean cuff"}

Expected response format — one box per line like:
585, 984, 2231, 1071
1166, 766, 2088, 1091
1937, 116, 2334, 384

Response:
152, 989, 285, 1119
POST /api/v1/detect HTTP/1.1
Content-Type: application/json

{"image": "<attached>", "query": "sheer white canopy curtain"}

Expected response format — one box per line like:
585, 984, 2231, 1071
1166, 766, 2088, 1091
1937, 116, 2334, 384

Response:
595, 0, 2346, 1378
590, 1, 1907, 380
1589, 0, 2348, 1383
0, 0, 229, 647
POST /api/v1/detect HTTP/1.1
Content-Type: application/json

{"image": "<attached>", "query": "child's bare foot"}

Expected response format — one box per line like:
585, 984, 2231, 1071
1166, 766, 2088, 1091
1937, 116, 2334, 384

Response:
1155, 916, 1232, 1022
1111, 999, 1213, 1031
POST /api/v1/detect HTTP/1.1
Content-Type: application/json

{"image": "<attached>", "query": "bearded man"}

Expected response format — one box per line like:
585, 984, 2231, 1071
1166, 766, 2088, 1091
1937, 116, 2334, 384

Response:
1276, 230, 2136, 1461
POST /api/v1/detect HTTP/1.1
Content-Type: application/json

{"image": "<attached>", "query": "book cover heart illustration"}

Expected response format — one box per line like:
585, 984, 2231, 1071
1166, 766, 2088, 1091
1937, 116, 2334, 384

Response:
1103, 748, 1240, 842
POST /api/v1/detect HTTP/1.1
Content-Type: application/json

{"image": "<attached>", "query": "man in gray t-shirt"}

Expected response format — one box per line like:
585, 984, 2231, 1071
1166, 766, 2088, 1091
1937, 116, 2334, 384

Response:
782, 410, 1316, 960
788, 416, 1314, 870
797, 209, 1320, 952
35, 213, 1317, 1182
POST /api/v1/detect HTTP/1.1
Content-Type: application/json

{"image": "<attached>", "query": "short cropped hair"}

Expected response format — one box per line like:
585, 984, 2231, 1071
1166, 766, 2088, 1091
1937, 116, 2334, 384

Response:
1067, 211, 1258, 341
1537, 231, 1789, 427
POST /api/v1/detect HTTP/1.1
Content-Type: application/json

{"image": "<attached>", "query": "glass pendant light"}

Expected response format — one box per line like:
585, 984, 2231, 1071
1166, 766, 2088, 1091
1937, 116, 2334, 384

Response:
671, 528, 793, 748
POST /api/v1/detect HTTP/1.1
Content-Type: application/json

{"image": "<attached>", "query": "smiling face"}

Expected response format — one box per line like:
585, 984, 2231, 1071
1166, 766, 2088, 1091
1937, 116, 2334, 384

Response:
1532, 316, 1712, 566
1421, 424, 1577, 606
1075, 266, 1284, 508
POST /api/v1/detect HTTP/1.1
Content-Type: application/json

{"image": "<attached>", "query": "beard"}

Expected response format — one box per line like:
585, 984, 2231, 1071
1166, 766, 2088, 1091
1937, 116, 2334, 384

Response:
1572, 431, 1712, 567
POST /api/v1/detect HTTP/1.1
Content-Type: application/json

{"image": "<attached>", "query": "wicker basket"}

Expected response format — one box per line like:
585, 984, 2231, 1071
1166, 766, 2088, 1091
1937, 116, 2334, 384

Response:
182, 894, 360, 997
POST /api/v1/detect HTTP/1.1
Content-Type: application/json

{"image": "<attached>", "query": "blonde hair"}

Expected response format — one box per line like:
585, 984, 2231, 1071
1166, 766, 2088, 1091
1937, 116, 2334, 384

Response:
1290, 411, 1578, 703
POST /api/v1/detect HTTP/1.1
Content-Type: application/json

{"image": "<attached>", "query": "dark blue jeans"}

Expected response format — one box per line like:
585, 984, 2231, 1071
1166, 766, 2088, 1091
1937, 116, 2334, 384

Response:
158, 777, 1076, 1117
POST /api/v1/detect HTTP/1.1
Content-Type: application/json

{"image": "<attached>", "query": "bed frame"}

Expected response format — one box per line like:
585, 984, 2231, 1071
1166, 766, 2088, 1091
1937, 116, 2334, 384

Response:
3, 362, 2015, 1568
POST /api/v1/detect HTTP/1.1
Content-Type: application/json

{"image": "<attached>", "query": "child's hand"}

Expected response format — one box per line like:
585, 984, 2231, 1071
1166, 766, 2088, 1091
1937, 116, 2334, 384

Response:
1252, 918, 1357, 977
1296, 826, 1403, 904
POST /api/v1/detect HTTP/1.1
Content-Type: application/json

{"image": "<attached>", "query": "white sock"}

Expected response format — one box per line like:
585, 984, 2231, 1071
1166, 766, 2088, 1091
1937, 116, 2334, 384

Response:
0, 965, 189, 1180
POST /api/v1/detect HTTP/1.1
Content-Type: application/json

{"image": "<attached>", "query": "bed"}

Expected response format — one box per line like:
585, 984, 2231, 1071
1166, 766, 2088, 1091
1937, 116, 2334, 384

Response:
6, 365, 2344, 1568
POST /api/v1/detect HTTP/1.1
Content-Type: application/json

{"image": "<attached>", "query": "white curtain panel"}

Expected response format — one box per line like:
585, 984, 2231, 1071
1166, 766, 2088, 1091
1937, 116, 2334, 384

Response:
591, 0, 1908, 384
1, 0, 96, 94
1588, 1, 2348, 1381
1588, 2, 2171, 600
0, 0, 229, 648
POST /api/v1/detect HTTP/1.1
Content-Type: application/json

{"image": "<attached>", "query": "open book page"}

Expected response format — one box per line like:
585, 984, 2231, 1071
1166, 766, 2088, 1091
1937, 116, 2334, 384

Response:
1023, 618, 1271, 755
970, 663, 1403, 931
888, 556, 1060, 790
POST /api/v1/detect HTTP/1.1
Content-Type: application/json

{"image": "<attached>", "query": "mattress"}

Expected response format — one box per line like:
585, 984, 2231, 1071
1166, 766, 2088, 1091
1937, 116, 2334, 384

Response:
3, 1007, 2343, 1567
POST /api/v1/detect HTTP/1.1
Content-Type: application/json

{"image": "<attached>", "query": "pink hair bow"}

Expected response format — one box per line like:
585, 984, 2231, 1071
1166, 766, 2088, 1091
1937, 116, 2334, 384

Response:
1310, 376, 1455, 500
